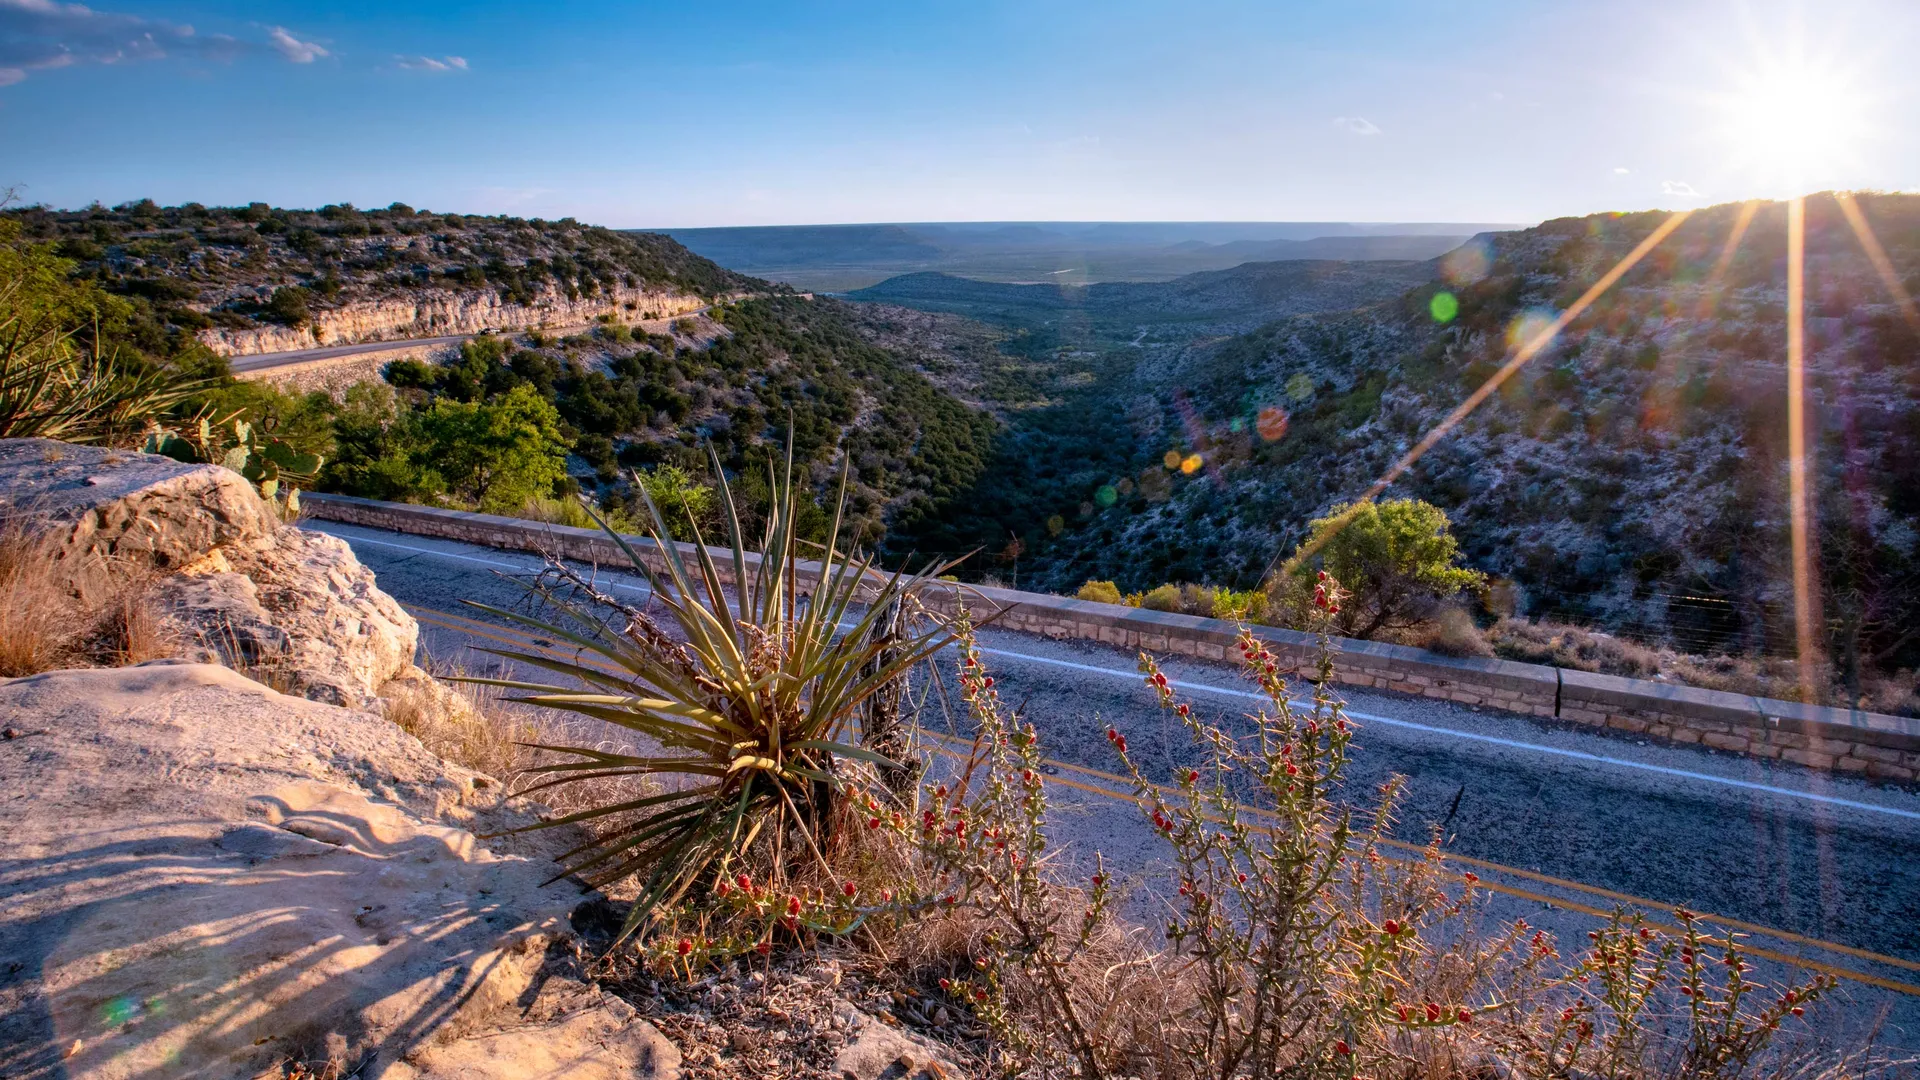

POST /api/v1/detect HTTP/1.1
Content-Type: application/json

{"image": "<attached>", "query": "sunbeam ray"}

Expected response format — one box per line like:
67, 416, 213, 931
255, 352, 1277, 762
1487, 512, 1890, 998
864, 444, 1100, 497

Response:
1786, 195, 1817, 699
1362, 210, 1693, 503
1834, 192, 1920, 332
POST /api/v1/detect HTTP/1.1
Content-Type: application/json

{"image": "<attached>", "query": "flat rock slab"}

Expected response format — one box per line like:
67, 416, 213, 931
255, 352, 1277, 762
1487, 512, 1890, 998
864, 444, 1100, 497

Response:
0, 662, 660, 1079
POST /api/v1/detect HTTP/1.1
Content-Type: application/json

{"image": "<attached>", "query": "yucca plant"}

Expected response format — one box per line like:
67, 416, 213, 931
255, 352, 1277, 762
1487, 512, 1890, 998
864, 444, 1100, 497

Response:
461, 438, 963, 945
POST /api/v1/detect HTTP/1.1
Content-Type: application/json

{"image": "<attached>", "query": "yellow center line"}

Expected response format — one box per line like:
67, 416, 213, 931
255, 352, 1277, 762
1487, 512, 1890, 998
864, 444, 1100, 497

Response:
404, 602, 1920, 995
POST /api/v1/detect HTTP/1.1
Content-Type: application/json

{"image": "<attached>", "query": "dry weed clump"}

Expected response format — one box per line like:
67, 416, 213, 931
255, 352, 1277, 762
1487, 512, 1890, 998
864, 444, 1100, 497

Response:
0, 524, 178, 676
1489, 617, 1920, 716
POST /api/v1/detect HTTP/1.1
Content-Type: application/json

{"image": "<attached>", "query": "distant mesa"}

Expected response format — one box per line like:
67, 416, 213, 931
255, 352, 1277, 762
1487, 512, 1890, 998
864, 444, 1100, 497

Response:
651, 220, 1531, 291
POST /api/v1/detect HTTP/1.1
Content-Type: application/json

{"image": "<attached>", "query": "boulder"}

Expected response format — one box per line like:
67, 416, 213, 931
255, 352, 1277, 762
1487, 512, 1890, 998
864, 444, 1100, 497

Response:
0, 662, 666, 1080
0, 438, 278, 599
156, 527, 420, 708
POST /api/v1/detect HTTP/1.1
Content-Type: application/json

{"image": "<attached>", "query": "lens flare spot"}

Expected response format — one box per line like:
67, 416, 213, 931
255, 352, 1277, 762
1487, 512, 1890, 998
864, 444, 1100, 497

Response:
1094, 484, 1118, 507
1429, 291, 1459, 323
1285, 373, 1314, 402
1229, 416, 1246, 433
1256, 406, 1290, 442
100, 996, 142, 1026
1506, 308, 1557, 352
1179, 454, 1203, 475
1163, 450, 1183, 470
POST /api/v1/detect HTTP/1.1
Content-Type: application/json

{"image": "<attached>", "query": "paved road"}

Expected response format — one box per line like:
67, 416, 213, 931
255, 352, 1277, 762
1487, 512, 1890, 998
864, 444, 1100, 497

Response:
228, 333, 480, 373
227, 307, 713, 374
315, 520, 1920, 1040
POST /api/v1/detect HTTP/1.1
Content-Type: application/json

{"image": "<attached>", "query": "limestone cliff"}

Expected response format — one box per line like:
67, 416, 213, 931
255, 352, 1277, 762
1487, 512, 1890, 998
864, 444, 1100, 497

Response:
200, 281, 711, 357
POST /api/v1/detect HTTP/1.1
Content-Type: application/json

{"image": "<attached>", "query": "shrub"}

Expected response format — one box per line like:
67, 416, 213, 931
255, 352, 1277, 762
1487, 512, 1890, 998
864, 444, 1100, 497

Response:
1208, 586, 1269, 622
263, 285, 312, 327
1276, 498, 1486, 638
1140, 582, 1183, 612
634, 462, 714, 542
1075, 579, 1123, 605
1406, 604, 1494, 657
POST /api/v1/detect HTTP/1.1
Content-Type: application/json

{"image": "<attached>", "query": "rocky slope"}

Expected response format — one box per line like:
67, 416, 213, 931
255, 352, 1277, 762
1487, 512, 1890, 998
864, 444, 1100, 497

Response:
0, 439, 968, 1079
871, 195, 1920, 702
2, 200, 758, 359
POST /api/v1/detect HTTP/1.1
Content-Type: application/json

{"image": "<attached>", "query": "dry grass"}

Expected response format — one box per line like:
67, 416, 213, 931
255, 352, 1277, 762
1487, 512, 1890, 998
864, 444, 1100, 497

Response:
1395, 605, 1496, 658
0, 525, 179, 676
381, 661, 669, 823
0, 526, 73, 676
1489, 616, 1920, 716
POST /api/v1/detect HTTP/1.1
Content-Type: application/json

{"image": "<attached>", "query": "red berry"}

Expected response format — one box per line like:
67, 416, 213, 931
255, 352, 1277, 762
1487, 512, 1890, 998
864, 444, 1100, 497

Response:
1383, 920, 1400, 935
1334, 1040, 1351, 1056
676, 938, 692, 956
843, 881, 858, 898
756, 940, 771, 956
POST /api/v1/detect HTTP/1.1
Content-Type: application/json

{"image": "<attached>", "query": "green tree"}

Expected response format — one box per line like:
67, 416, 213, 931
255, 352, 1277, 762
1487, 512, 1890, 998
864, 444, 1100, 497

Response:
1279, 498, 1486, 638
319, 382, 442, 502
418, 383, 568, 511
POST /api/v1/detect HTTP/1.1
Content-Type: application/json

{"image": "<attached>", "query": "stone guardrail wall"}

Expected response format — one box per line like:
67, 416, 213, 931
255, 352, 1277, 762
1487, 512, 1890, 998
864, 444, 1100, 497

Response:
304, 493, 1920, 784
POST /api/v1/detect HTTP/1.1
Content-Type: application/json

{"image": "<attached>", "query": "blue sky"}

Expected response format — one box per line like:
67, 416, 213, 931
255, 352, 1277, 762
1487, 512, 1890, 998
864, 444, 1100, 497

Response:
4, 0, 1917, 227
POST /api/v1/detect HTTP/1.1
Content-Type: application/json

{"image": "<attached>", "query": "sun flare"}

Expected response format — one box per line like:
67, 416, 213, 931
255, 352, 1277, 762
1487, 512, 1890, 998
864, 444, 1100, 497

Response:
1719, 50, 1870, 196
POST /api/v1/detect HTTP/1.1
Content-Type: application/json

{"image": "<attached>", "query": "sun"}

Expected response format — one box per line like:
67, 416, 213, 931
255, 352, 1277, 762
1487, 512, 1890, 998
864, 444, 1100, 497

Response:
1717, 48, 1870, 197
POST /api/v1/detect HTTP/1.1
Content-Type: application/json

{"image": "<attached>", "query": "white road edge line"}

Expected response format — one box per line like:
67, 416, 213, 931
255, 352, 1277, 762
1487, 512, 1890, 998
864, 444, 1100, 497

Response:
971, 648, 1920, 823
332, 527, 1920, 823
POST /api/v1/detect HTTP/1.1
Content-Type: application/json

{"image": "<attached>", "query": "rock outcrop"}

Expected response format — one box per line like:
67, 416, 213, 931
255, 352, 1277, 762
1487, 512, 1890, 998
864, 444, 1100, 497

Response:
0, 439, 278, 600
0, 438, 423, 708
200, 283, 709, 357
0, 662, 674, 1079
154, 527, 419, 708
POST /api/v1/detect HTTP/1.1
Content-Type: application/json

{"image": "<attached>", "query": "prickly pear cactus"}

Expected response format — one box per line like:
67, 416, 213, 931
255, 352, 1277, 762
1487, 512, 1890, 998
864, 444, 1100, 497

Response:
143, 412, 323, 511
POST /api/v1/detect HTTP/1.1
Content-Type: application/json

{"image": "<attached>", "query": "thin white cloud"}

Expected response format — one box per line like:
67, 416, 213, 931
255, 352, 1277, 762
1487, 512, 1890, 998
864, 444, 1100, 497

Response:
395, 54, 466, 72
0, 0, 323, 84
1614, 166, 1631, 174
1332, 116, 1381, 136
267, 25, 326, 63
1661, 179, 1706, 199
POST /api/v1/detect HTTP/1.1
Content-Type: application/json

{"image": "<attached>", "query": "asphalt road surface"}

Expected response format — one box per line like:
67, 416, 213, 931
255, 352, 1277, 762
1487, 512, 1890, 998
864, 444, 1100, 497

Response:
226, 308, 713, 373
314, 519, 1920, 1042
228, 333, 478, 373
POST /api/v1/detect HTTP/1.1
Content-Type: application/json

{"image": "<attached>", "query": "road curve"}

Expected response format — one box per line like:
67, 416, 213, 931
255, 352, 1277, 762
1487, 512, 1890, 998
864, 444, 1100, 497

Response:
226, 307, 714, 374
314, 519, 1920, 1042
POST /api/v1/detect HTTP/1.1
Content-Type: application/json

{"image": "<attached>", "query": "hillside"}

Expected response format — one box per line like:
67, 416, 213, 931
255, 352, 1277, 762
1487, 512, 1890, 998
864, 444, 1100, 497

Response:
868, 194, 1920, 704
3, 200, 758, 359
851, 259, 1438, 341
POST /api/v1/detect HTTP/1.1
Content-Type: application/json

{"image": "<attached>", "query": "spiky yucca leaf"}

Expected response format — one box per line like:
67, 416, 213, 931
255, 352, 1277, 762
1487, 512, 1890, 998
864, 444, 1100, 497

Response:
460, 438, 963, 945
